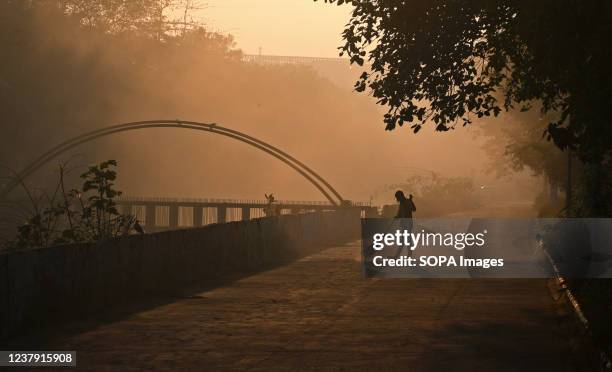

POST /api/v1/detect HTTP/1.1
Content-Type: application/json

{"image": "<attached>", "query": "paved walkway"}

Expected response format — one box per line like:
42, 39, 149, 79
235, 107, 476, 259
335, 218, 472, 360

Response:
17, 240, 573, 371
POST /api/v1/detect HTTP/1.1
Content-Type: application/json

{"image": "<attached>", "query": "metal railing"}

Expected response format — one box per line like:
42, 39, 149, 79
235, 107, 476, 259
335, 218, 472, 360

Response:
116, 196, 376, 232
242, 54, 349, 65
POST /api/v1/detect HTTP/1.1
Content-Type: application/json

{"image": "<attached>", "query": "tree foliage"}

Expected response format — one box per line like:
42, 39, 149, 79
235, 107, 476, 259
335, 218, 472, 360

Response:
475, 108, 565, 181
54, 0, 204, 38
319, 0, 612, 162
0, 0, 239, 168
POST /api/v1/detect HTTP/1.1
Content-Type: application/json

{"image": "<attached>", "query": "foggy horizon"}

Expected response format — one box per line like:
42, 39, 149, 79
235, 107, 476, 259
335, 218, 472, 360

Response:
0, 1, 541, 208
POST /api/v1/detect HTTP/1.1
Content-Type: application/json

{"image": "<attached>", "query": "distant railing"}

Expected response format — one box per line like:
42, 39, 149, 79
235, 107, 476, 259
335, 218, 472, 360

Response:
116, 196, 376, 232
242, 54, 349, 66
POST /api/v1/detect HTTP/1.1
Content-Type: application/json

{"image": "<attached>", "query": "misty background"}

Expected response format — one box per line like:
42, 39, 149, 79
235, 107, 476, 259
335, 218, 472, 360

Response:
0, 0, 543, 214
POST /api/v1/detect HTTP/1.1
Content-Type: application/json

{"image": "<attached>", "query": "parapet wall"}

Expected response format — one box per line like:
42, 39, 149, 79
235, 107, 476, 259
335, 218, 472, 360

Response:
0, 209, 361, 340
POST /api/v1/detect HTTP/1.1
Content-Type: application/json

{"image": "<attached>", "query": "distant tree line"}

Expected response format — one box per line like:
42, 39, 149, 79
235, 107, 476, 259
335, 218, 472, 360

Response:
0, 0, 240, 168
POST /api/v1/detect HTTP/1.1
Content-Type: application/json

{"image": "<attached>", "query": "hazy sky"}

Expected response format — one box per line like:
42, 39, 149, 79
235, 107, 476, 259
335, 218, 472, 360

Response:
199, 0, 352, 57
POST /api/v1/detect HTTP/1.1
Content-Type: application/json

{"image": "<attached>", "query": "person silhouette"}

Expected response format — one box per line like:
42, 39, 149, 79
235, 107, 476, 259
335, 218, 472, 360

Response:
264, 193, 278, 216
395, 190, 416, 219
394, 190, 416, 257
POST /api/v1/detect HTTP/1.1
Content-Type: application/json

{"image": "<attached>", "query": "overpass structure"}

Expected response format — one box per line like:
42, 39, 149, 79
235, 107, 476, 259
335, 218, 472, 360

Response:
242, 54, 349, 65
117, 196, 376, 232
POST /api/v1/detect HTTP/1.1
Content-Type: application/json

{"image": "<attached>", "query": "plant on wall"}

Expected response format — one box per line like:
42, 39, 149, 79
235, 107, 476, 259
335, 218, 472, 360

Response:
12, 160, 141, 249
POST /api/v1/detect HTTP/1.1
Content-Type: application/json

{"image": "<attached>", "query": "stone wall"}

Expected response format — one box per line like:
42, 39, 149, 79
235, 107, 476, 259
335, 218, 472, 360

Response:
0, 209, 360, 340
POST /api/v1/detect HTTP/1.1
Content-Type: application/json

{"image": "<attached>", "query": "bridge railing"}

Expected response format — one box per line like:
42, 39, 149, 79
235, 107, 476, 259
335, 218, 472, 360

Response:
116, 196, 377, 232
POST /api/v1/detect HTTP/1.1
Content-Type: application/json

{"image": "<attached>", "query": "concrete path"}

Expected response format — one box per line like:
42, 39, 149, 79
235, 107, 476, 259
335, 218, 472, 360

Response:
15, 240, 573, 371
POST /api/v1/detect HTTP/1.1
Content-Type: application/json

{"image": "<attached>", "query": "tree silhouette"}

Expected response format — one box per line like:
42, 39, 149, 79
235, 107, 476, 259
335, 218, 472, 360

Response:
320, 0, 612, 162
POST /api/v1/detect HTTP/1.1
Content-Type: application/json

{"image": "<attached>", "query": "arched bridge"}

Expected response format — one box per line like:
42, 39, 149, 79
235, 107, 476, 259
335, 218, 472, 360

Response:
0, 120, 345, 206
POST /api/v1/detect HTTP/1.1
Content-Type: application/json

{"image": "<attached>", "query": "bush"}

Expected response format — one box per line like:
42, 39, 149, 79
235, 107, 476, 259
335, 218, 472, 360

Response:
12, 160, 140, 249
